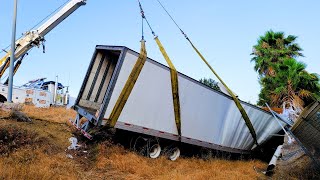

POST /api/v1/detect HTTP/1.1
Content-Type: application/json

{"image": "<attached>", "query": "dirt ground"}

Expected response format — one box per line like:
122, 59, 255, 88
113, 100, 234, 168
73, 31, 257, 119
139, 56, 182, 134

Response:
273, 138, 320, 179
0, 105, 269, 180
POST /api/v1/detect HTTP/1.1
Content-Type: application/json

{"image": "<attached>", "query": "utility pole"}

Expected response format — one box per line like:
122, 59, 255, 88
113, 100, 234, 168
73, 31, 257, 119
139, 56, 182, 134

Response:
8, 0, 18, 102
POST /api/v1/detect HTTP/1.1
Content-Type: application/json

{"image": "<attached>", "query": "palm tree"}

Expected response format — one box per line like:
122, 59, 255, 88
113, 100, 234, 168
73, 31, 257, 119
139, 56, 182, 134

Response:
258, 58, 320, 112
251, 30, 304, 77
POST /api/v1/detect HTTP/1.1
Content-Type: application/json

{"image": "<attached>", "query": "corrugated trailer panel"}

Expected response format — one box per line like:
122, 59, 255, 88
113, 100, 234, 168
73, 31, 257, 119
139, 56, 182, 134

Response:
178, 71, 280, 150
95, 56, 112, 103
77, 49, 119, 114
292, 101, 320, 164
81, 53, 103, 100
79, 52, 104, 110
178, 78, 281, 150
88, 54, 108, 102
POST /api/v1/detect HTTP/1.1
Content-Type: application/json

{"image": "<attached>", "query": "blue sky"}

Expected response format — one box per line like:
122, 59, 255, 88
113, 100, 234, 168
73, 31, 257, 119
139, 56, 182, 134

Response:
0, 0, 319, 104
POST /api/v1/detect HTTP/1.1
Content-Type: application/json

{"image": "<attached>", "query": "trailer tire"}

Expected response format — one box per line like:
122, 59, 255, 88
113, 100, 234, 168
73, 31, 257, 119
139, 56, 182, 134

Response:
200, 148, 213, 160
0, 94, 7, 103
149, 144, 161, 159
168, 147, 180, 161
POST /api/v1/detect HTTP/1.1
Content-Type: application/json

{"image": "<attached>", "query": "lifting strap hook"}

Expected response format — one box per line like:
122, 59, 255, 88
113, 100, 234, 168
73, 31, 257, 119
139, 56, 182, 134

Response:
138, 1, 145, 19
137, 0, 156, 37
42, 39, 46, 53
181, 30, 189, 40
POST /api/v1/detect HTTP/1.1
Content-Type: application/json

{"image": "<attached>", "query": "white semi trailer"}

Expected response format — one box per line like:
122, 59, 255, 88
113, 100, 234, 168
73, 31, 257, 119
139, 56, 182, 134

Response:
71, 45, 284, 159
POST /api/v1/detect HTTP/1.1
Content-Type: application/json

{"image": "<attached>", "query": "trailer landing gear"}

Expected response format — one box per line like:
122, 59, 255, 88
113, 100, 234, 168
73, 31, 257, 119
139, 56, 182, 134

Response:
69, 114, 93, 140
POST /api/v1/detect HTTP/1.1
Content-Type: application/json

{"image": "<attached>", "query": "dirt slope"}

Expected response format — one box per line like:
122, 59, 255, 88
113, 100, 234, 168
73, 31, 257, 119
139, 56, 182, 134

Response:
0, 105, 267, 180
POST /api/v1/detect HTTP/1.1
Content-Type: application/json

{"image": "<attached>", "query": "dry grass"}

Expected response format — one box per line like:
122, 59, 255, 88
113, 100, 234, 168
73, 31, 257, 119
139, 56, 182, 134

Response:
0, 120, 82, 179
0, 148, 81, 179
0, 105, 268, 180
95, 143, 266, 180
22, 105, 76, 123
0, 108, 10, 118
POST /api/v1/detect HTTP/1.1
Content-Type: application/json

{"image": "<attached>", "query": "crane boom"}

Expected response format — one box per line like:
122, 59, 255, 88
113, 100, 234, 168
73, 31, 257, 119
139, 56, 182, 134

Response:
0, 0, 86, 78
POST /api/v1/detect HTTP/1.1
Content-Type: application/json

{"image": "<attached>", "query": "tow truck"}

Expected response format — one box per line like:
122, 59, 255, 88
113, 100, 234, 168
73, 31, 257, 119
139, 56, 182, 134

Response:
0, 0, 86, 106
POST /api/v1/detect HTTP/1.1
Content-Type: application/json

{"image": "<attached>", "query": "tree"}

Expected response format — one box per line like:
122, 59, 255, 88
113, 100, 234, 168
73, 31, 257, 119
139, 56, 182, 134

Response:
251, 30, 303, 77
199, 78, 221, 91
257, 58, 320, 112
252, 30, 320, 113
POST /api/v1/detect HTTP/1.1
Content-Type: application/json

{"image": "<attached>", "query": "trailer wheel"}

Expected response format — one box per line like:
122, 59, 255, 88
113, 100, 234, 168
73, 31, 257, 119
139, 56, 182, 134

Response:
149, 144, 161, 159
130, 136, 148, 155
168, 147, 180, 161
200, 148, 213, 160
0, 94, 7, 103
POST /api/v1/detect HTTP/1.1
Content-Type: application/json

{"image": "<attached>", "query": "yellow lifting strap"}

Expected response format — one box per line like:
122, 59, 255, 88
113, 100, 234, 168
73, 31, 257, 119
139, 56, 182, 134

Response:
0, 52, 10, 66
108, 40, 147, 127
0, 52, 10, 77
0, 60, 11, 78
154, 36, 181, 136
187, 39, 258, 146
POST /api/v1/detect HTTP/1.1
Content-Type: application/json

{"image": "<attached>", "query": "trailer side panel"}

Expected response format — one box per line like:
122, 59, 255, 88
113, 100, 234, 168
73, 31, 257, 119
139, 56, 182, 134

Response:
104, 50, 178, 134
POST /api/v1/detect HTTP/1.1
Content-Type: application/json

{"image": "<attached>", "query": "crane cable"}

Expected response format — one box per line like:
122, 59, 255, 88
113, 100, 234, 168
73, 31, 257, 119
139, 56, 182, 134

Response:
155, 0, 258, 146
108, 15, 148, 127
138, 0, 182, 137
